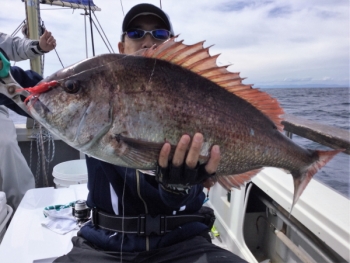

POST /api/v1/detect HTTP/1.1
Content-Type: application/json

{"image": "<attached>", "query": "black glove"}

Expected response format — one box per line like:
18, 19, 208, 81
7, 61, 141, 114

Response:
155, 161, 215, 191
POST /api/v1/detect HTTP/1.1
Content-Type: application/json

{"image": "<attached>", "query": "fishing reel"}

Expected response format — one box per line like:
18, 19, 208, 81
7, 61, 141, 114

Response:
72, 200, 91, 227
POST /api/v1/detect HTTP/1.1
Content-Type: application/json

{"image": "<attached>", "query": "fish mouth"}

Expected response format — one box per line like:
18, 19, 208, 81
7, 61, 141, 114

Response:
27, 96, 51, 116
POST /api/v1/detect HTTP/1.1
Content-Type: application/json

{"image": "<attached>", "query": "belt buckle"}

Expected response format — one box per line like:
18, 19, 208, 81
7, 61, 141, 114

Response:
138, 214, 166, 236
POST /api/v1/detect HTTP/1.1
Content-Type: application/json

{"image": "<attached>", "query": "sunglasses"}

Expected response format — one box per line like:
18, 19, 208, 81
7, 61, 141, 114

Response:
123, 29, 171, 40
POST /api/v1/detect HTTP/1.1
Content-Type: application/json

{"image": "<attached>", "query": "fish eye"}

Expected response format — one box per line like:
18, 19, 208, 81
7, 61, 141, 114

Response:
63, 80, 80, 94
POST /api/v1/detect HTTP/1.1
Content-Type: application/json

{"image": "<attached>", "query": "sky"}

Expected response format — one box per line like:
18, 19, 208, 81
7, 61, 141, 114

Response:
0, 0, 349, 88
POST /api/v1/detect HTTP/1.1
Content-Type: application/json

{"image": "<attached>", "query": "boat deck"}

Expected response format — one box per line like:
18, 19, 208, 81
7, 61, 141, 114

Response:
0, 185, 88, 263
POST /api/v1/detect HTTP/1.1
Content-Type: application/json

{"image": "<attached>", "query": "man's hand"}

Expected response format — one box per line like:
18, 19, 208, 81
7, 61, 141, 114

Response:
39, 30, 56, 52
157, 133, 220, 188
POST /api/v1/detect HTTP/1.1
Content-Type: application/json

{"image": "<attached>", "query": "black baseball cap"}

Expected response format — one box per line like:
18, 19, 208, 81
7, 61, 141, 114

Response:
122, 3, 174, 36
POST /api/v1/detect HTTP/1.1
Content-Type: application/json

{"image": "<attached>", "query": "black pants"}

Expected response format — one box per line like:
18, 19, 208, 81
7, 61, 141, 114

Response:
53, 235, 248, 263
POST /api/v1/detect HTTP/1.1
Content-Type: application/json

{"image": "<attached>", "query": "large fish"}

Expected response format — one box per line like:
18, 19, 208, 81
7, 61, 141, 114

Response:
23, 37, 342, 209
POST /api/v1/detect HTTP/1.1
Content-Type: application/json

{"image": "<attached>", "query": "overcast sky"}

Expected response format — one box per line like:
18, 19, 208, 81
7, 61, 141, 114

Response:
0, 0, 349, 88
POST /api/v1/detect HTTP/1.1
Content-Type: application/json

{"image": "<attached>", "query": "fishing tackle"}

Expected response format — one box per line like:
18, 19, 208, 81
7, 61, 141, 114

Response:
17, 80, 59, 103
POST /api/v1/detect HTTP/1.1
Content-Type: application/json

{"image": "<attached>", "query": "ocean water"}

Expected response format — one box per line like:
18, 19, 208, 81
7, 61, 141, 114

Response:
9, 87, 350, 198
263, 87, 349, 198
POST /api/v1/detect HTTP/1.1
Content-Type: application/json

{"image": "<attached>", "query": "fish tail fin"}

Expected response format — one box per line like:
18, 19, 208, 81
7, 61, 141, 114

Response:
291, 149, 344, 213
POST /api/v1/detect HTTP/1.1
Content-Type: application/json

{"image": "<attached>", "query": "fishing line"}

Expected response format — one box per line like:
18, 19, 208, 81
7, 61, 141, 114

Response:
29, 120, 55, 187
48, 36, 181, 82
39, 125, 48, 186
52, 55, 128, 80
90, 19, 112, 53
54, 48, 64, 68
120, 167, 128, 262
92, 11, 115, 53
148, 59, 157, 84
49, 51, 148, 82
10, 20, 25, 37
120, 0, 125, 16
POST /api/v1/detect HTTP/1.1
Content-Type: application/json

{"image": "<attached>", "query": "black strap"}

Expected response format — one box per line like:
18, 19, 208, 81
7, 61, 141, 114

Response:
91, 208, 214, 236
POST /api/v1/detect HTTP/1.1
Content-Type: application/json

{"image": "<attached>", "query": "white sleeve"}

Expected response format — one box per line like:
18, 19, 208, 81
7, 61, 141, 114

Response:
0, 32, 45, 62
0, 108, 35, 210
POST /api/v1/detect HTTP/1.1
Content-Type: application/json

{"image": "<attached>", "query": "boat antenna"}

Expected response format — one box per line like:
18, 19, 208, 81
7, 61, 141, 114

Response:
160, 0, 162, 9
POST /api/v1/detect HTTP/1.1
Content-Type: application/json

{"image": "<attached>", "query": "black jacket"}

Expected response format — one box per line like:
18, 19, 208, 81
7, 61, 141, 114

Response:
80, 156, 208, 252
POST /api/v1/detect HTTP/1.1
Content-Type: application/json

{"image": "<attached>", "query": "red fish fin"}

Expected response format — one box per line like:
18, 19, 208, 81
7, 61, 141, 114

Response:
217, 177, 234, 192
115, 134, 175, 168
217, 169, 262, 191
291, 149, 344, 212
142, 37, 284, 132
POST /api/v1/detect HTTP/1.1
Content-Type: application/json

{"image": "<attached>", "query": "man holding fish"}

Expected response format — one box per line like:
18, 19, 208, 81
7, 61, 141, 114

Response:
3, 1, 338, 261
53, 3, 247, 263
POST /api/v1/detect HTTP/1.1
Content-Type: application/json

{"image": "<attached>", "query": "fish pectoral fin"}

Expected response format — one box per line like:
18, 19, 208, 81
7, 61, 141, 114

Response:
115, 134, 174, 167
217, 169, 262, 191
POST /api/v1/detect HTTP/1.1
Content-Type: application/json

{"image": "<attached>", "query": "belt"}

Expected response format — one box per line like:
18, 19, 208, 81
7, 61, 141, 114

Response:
91, 208, 215, 236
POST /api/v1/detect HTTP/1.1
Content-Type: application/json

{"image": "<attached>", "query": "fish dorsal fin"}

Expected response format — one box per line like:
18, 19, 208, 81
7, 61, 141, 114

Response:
141, 36, 284, 131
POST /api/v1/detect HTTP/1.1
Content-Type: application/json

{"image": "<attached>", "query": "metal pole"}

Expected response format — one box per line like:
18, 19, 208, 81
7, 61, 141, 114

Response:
275, 229, 316, 263
258, 194, 337, 263
83, 11, 89, 58
25, 0, 42, 75
88, 2, 95, 56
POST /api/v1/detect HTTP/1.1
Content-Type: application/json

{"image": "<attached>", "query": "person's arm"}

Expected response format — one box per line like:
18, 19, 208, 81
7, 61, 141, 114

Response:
0, 30, 56, 62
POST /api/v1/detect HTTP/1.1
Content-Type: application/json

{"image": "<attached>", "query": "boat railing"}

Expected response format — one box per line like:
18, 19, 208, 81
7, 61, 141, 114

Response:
282, 114, 350, 154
